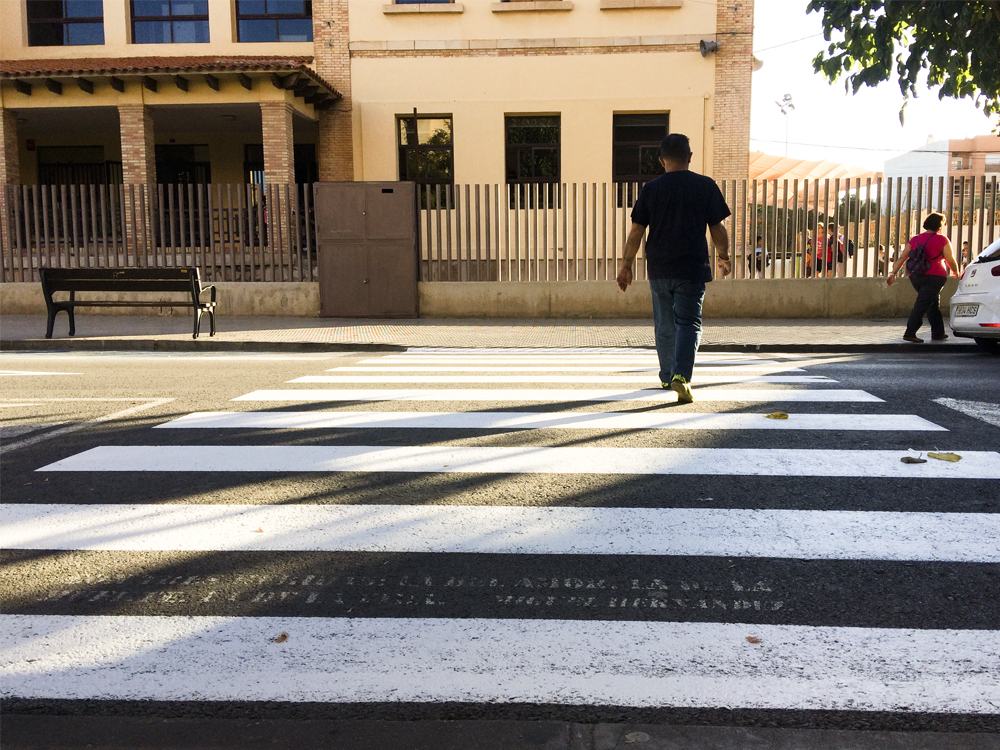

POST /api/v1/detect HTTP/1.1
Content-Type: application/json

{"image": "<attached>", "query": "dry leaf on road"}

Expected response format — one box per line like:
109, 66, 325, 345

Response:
765, 412, 789, 420
901, 456, 927, 464
928, 452, 962, 463
746, 636, 762, 644
273, 633, 288, 643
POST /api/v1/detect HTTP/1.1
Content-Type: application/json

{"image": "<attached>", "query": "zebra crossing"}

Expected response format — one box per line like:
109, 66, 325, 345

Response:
3, 348, 1000, 721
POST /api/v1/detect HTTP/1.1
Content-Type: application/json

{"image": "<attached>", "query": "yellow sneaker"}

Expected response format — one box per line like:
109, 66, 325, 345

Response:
670, 375, 694, 404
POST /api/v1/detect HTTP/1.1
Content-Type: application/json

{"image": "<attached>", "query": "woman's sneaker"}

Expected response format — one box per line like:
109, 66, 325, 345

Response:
670, 375, 694, 404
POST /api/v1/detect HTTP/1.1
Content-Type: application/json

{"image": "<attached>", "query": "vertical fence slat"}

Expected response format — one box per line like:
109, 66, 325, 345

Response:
197, 185, 207, 279
304, 185, 314, 282
990, 176, 997, 247
977, 176, 986, 258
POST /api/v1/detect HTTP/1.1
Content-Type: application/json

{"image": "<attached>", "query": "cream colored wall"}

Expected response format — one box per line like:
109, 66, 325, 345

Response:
0, 0, 313, 61
353, 51, 713, 185
349, 0, 717, 42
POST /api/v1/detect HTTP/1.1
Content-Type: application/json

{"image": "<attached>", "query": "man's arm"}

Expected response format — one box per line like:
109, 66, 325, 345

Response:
709, 223, 732, 277
617, 222, 646, 292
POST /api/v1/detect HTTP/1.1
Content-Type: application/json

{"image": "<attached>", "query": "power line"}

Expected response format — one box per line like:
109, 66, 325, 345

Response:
754, 33, 824, 54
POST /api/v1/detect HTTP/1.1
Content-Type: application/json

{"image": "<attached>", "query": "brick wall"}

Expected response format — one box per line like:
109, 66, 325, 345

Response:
712, 0, 754, 179
118, 104, 156, 185
313, 0, 354, 181
261, 101, 295, 185
0, 108, 20, 186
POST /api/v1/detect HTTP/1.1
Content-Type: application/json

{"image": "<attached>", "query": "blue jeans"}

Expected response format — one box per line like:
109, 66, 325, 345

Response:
649, 278, 706, 383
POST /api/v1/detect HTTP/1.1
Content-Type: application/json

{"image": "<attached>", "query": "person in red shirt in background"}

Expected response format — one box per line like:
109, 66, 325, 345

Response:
825, 223, 843, 277
886, 211, 959, 343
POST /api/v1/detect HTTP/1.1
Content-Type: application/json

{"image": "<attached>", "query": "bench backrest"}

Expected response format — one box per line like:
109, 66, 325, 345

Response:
40, 267, 203, 294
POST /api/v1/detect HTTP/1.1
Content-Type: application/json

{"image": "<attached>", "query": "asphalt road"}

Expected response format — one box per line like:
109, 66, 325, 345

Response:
1, 347, 999, 750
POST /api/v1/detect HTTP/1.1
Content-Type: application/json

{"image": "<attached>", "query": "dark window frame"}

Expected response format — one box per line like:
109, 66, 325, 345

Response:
27, 0, 105, 47
505, 115, 561, 208
131, 0, 210, 44
236, 0, 313, 43
612, 112, 668, 207
505, 114, 561, 186
397, 114, 454, 186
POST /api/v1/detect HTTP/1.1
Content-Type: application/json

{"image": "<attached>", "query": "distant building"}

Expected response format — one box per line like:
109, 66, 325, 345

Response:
884, 135, 1000, 204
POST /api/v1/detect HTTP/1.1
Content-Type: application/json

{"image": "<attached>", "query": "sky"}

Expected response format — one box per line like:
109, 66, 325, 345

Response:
750, 0, 996, 171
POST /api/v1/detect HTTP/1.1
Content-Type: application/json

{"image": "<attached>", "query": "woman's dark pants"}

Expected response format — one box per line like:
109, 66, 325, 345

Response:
905, 274, 947, 338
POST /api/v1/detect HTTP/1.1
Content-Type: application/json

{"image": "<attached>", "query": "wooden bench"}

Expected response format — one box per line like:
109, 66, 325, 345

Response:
40, 267, 217, 340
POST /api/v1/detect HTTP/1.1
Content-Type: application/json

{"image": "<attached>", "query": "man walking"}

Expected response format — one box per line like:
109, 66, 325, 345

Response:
616, 134, 731, 403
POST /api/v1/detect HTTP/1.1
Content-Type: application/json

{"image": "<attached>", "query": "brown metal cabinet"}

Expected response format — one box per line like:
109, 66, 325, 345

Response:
314, 182, 418, 317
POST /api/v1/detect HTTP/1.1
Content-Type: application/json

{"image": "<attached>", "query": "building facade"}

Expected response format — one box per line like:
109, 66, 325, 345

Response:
0, 0, 753, 192
884, 135, 1000, 202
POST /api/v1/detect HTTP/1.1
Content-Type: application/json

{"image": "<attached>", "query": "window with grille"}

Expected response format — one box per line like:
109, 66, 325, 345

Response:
237, 0, 313, 42
27, 0, 104, 46
132, 0, 209, 44
613, 113, 668, 183
398, 116, 454, 186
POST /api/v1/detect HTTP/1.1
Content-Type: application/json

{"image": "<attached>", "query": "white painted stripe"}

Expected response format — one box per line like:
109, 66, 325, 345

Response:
291, 375, 829, 384
5, 504, 996, 561
4, 615, 998, 712
158, 410, 947, 433
358, 356, 772, 367
1, 399, 175, 456
335, 365, 803, 372
233, 389, 883, 403
934, 398, 1000, 429
37, 446, 1000, 478
0, 370, 81, 376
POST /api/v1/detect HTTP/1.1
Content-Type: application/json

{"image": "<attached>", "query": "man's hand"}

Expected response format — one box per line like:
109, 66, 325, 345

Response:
886, 273, 896, 287
617, 264, 633, 292
718, 258, 732, 278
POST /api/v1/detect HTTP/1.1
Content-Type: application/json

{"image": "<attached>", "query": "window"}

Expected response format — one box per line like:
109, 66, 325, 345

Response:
398, 116, 454, 186
27, 0, 104, 46
613, 113, 668, 183
986, 154, 1000, 173
505, 116, 560, 184
237, 1, 312, 43
132, 1, 209, 44
951, 154, 970, 171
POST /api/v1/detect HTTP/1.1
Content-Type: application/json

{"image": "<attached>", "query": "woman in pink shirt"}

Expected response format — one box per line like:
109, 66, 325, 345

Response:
887, 212, 959, 343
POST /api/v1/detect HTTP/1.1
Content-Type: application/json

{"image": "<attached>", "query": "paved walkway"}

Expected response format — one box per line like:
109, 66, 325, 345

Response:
0, 314, 978, 352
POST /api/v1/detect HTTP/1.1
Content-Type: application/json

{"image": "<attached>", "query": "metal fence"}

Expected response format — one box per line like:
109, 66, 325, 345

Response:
416, 176, 998, 282
2, 177, 997, 283
1, 183, 316, 283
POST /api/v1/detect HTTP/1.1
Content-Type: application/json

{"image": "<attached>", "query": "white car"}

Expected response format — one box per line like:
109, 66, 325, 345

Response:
950, 237, 1000, 354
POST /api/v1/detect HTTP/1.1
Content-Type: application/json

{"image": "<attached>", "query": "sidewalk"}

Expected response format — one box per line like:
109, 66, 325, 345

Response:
0, 314, 978, 352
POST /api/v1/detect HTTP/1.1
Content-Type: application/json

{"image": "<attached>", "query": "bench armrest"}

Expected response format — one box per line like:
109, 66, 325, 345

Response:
198, 285, 216, 303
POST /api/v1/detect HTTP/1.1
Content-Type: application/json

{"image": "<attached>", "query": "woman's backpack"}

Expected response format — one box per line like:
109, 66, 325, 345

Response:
905, 237, 939, 276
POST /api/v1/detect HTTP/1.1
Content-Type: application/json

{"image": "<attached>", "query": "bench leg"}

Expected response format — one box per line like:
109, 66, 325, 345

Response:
68, 307, 75, 337
45, 310, 55, 339
193, 309, 201, 340
209, 308, 216, 337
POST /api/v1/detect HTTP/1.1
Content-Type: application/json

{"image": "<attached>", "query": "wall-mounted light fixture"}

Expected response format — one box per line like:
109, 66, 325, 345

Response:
700, 39, 719, 56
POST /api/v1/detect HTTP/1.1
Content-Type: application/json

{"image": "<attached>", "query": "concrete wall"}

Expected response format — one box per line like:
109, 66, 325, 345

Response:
0, 282, 319, 318
2, 278, 957, 320
417, 278, 960, 319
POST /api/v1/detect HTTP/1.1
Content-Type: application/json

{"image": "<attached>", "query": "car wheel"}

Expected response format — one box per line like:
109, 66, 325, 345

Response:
973, 337, 1000, 355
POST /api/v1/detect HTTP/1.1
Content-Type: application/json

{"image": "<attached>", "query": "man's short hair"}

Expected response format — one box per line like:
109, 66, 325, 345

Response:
659, 134, 691, 162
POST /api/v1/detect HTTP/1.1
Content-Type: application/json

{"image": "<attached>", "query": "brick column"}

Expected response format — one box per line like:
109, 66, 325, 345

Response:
712, 0, 754, 179
118, 105, 156, 253
119, 104, 156, 185
0, 108, 21, 261
261, 101, 296, 276
313, 0, 354, 181
261, 101, 295, 186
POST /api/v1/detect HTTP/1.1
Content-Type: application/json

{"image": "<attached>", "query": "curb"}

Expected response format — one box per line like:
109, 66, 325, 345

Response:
0, 338, 978, 354
0, 339, 407, 353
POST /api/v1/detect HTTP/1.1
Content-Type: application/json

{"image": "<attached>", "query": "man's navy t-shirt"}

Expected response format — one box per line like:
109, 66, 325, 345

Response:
630, 170, 731, 282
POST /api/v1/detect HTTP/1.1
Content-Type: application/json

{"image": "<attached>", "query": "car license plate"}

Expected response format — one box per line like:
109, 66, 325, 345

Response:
954, 304, 979, 317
